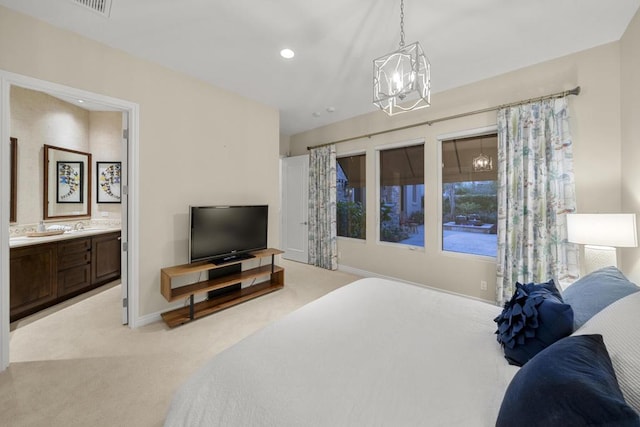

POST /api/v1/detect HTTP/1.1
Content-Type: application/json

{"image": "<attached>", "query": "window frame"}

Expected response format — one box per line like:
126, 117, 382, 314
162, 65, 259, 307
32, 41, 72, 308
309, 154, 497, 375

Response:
437, 126, 498, 260
336, 150, 367, 241
375, 138, 426, 250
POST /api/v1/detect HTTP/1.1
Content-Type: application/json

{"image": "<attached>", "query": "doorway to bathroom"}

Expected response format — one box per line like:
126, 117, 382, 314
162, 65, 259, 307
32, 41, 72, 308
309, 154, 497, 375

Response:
0, 71, 140, 370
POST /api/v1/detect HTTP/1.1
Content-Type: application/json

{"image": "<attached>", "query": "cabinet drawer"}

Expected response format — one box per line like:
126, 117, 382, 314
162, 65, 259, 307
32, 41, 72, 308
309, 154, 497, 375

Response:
58, 238, 91, 256
58, 264, 92, 296
58, 250, 91, 270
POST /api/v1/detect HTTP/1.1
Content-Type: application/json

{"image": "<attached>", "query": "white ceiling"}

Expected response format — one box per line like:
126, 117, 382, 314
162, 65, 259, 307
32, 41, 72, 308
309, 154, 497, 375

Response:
1, 0, 638, 135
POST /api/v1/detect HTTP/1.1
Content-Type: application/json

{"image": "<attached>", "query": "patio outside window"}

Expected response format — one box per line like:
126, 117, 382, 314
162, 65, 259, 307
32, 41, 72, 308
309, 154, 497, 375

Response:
379, 144, 425, 247
441, 134, 498, 257
337, 154, 366, 239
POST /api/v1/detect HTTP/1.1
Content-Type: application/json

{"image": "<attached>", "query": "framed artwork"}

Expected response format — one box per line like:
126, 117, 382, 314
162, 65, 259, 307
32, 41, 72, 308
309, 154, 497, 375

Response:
10, 137, 17, 222
97, 161, 121, 203
56, 161, 84, 203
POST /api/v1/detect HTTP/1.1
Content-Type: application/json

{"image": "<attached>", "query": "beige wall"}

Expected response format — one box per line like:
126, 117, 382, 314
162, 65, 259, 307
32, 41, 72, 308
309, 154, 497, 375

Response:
279, 134, 290, 157
89, 111, 122, 220
10, 86, 122, 227
621, 9, 640, 282
10, 86, 89, 225
0, 6, 280, 317
290, 42, 625, 299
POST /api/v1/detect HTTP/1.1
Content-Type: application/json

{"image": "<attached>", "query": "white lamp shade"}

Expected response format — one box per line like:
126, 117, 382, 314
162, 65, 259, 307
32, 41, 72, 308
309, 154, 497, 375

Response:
567, 213, 638, 247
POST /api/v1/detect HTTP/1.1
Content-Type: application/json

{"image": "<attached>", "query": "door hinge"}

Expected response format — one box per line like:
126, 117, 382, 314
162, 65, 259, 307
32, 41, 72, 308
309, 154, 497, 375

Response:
122, 185, 128, 196
122, 128, 129, 140
122, 241, 128, 252
122, 297, 128, 308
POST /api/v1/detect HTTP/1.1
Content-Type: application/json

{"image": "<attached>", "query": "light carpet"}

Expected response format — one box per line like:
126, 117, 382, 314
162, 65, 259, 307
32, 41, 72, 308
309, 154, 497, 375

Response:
0, 260, 360, 427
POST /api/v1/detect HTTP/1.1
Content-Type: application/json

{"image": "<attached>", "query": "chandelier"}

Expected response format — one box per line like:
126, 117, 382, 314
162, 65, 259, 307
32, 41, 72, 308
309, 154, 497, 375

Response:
472, 140, 493, 172
472, 153, 493, 172
373, 0, 431, 115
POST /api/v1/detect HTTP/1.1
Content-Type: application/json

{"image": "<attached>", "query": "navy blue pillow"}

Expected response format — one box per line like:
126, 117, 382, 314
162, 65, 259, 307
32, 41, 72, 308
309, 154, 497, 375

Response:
497, 334, 640, 427
563, 266, 639, 329
494, 279, 573, 366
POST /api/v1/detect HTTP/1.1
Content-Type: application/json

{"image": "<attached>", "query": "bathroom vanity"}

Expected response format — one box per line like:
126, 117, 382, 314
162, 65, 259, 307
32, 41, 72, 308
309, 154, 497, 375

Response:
9, 228, 121, 322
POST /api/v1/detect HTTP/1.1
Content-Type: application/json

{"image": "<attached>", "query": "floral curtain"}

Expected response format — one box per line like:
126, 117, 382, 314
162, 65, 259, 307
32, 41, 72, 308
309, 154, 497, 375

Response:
308, 145, 338, 270
495, 97, 578, 305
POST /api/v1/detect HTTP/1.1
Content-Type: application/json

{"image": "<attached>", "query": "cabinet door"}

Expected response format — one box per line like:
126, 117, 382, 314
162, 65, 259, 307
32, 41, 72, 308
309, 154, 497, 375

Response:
58, 264, 92, 296
10, 243, 58, 321
91, 232, 121, 285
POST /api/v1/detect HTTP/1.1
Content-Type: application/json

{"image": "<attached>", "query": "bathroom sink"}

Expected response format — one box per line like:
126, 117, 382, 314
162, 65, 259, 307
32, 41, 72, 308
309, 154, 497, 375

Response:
66, 227, 105, 233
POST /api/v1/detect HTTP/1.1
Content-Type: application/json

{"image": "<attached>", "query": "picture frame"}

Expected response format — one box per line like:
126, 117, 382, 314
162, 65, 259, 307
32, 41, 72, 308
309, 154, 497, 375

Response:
10, 137, 17, 222
56, 161, 84, 203
97, 161, 122, 203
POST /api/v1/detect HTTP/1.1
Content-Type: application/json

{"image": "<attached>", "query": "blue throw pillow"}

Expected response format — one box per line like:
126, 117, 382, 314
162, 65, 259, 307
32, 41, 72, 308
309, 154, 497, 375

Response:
563, 266, 639, 330
496, 334, 640, 427
494, 279, 573, 366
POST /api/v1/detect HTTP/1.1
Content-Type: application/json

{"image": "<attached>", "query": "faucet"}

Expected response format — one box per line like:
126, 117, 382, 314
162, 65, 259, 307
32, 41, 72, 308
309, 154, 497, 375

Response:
74, 222, 84, 231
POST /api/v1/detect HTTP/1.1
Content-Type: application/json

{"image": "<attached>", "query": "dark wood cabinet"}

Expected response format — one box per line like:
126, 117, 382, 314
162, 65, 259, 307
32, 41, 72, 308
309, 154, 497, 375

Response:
58, 237, 92, 297
91, 231, 121, 285
10, 243, 58, 321
10, 231, 122, 321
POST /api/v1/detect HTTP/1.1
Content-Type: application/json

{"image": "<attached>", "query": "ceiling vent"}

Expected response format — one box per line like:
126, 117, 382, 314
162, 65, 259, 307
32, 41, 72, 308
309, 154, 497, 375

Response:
72, 0, 112, 17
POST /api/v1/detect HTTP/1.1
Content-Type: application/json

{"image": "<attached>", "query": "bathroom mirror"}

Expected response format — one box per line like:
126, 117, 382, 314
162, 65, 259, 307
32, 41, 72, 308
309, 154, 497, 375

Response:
10, 137, 17, 223
44, 144, 91, 220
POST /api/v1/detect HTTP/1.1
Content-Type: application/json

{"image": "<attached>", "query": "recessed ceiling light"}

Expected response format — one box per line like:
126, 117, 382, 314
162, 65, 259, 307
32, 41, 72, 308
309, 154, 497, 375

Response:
312, 111, 321, 117
77, 99, 85, 103
280, 48, 295, 59
326, 107, 335, 113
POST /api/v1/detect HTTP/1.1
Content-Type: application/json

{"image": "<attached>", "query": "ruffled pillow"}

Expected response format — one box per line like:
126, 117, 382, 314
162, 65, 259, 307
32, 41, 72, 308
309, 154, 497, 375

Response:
494, 279, 573, 366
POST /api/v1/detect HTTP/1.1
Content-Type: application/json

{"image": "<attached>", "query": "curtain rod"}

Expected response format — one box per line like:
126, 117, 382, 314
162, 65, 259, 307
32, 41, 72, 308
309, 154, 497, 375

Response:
306, 86, 581, 150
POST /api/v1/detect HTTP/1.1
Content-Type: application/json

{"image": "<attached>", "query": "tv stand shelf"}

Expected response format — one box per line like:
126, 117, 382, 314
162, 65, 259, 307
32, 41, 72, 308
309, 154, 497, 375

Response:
160, 248, 284, 328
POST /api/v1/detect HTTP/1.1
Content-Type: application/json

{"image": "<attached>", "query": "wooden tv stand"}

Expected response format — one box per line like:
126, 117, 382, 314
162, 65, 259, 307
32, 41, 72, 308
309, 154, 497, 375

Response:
160, 248, 284, 328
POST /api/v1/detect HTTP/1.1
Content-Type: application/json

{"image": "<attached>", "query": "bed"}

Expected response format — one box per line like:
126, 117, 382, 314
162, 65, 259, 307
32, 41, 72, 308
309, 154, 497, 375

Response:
165, 272, 640, 426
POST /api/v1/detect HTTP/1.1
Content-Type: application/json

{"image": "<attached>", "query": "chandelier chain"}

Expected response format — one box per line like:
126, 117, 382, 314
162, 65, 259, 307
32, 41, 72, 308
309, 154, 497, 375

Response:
399, 0, 405, 47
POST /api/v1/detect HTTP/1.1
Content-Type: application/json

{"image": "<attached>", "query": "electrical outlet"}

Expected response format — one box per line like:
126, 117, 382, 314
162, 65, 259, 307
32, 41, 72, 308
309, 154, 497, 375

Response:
480, 280, 487, 291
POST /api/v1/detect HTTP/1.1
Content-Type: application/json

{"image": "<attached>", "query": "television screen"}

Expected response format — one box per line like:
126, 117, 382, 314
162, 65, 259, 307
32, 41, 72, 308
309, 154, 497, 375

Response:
189, 205, 268, 264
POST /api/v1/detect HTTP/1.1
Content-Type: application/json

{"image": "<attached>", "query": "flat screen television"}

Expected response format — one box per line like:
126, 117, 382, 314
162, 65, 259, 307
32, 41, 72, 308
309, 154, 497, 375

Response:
189, 205, 268, 264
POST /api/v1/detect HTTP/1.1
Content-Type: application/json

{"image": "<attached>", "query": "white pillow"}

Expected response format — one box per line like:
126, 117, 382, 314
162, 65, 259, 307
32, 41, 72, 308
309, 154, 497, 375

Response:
572, 291, 640, 413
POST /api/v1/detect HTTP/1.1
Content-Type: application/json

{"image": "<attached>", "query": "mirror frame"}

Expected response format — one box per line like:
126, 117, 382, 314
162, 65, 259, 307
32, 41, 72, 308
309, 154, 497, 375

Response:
43, 144, 92, 220
10, 137, 17, 223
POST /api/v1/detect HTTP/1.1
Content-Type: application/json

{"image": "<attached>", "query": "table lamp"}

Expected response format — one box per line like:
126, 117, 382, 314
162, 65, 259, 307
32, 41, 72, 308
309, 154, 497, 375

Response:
566, 213, 638, 273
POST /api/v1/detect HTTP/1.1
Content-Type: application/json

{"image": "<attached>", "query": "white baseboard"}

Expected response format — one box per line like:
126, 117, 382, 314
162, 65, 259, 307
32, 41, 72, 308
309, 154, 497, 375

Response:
135, 312, 162, 327
338, 264, 496, 305
134, 292, 212, 327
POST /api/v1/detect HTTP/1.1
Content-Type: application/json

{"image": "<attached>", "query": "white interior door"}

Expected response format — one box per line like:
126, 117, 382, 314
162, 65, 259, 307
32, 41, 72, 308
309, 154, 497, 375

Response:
120, 112, 129, 325
281, 155, 309, 263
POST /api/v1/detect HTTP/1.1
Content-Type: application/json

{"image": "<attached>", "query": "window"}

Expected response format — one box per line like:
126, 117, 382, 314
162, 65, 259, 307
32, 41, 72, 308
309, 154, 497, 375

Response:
441, 134, 498, 257
337, 154, 366, 239
379, 144, 424, 246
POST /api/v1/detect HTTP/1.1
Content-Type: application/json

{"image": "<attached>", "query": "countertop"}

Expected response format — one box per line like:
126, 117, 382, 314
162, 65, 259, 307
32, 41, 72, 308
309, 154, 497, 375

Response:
9, 227, 121, 248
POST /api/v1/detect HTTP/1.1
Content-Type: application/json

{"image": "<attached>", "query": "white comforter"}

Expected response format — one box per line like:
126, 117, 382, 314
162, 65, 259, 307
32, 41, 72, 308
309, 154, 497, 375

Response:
165, 278, 518, 427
